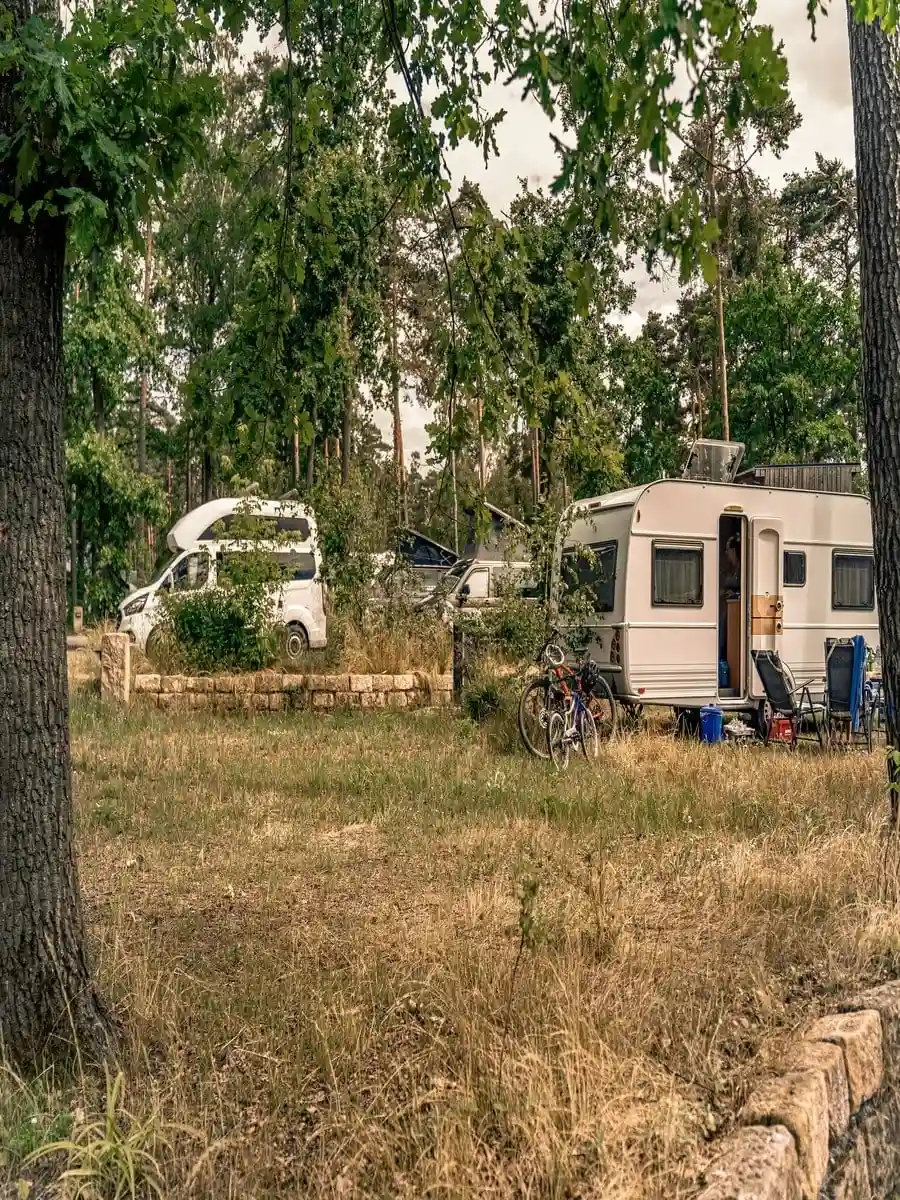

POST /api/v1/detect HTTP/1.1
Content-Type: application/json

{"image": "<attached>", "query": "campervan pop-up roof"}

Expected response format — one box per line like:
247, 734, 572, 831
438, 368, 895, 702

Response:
167, 498, 316, 553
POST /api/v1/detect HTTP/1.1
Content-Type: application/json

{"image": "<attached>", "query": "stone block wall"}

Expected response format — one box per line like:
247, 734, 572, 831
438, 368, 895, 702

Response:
131, 670, 454, 713
697, 982, 900, 1199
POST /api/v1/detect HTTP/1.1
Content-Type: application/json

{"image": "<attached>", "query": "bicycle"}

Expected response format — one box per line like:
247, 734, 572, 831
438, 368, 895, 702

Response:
545, 663, 601, 769
517, 635, 617, 760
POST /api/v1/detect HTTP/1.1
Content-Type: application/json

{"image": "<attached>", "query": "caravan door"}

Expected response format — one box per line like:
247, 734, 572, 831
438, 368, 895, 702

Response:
749, 517, 784, 699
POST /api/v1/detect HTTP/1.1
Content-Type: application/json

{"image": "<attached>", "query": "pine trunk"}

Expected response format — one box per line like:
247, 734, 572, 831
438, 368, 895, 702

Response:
138, 222, 153, 476
847, 6, 900, 815
0, 216, 112, 1062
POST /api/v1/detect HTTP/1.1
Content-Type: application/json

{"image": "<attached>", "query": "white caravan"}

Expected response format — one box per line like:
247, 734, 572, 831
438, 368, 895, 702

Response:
553, 455, 876, 719
117, 498, 326, 655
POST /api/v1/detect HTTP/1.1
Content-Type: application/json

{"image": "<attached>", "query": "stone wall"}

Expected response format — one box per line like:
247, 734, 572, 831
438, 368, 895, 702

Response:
697, 980, 900, 1199
131, 670, 454, 713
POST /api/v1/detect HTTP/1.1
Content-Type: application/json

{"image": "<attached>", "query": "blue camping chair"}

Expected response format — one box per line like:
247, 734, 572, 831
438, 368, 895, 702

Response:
825, 637, 872, 751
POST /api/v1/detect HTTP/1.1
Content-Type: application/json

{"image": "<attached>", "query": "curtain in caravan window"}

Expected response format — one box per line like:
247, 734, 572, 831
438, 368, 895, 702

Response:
652, 544, 703, 606
832, 553, 875, 610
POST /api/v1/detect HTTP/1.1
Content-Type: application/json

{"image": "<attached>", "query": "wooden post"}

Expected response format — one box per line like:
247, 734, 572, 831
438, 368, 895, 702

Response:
452, 623, 466, 702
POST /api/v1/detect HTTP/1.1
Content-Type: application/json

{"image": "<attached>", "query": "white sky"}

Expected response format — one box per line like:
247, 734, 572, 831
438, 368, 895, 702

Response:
375, 0, 857, 462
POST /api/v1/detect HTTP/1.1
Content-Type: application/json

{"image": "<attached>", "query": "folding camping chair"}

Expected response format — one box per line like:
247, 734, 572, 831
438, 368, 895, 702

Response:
825, 637, 872, 751
751, 649, 827, 748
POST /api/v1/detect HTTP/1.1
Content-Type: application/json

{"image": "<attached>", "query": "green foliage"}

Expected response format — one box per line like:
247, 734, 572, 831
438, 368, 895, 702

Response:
466, 592, 547, 664
310, 469, 384, 619
65, 253, 154, 437
67, 433, 166, 620
25, 1071, 168, 1200
726, 251, 861, 463
462, 677, 505, 724
610, 314, 687, 485
0, 0, 217, 249
162, 579, 277, 673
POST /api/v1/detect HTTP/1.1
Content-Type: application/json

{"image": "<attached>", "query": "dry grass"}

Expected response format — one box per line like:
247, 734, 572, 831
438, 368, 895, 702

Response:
10, 704, 900, 1198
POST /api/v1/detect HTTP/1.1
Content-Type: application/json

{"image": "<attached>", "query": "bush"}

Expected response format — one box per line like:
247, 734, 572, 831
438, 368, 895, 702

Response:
161, 576, 277, 674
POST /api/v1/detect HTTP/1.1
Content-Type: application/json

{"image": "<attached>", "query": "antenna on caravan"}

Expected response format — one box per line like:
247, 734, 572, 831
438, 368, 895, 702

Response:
682, 439, 745, 483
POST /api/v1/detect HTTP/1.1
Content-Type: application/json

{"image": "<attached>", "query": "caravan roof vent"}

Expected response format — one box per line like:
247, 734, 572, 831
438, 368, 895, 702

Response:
682, 439, 746, 483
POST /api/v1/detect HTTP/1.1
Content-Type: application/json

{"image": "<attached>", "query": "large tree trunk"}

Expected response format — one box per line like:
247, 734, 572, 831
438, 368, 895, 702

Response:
847, 7, 900, 819
0, 216, 112, 1062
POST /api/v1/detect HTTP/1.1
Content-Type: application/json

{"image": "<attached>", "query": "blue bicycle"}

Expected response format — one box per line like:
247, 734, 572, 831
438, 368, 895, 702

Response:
545, 656, 607, 769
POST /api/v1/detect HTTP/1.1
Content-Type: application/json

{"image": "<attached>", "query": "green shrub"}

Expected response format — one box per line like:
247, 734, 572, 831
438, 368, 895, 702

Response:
160, 550, 281, 673
162, 586, 277, 673
463, 678, 504, 723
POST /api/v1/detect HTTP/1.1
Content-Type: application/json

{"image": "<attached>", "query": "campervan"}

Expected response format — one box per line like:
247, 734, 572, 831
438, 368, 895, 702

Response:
117, 498, 326, 656
553, 443, 877, 723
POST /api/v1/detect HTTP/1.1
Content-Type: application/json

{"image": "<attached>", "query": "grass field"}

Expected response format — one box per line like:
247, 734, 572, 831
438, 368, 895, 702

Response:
4, 700, 899, 1199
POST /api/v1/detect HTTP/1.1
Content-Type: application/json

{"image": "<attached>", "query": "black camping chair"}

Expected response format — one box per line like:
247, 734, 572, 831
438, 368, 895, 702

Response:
751, 650, 827, 749
825, 638, 872, 750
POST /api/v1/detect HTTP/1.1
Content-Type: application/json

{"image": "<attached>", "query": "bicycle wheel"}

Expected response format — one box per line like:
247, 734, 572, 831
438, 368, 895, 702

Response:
547, 711, 570, 769
518, 676, 557, 760
588, 677, 618, 741
579, 707, 598, 760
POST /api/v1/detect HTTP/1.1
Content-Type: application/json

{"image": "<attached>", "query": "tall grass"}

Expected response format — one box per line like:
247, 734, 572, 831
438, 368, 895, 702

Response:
13, 701, 897, 1198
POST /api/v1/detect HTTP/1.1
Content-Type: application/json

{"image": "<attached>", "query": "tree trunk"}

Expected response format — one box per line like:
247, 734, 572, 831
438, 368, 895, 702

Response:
306, 401, 317, 489
0, 216, 112, 1062
476, 397, 486, 495
292, 417, 301, 487
389, 261, 407, 524
70, 495, 78, 616
847, 6, 900, 819
202, 448, 213, 504
530, 426, 541, 507
138, 221, 153, 476
340, 300, 352, 487
91, 367, 105, 434
185, 431, 193, 512
715, 263, 730, 441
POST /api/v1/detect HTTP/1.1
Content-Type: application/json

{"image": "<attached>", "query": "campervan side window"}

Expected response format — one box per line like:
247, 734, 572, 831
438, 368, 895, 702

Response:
198, 514, 235, 541
276, 516, 312, 539
652, 543, 703, 607
832, 552, 875, 611
561, 541, 617, 613
784, 551, 807, 588
274, 551, 317, 581
198, 514, 312, 542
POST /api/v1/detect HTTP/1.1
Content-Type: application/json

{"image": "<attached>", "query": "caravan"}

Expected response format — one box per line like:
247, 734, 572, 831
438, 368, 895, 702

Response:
117, 498, 326, 656
552, 442, 876, 723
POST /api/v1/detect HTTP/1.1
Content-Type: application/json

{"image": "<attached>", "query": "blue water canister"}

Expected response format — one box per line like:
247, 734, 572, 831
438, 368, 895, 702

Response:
700, 705, 725, 744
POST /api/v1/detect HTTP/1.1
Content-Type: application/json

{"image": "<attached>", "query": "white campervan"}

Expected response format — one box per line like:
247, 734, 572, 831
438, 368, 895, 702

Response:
117, 498, 326, 656
553, 442, 876, 722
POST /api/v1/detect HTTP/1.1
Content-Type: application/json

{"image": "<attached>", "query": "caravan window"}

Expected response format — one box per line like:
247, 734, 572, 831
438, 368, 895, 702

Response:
652, 543, 703, 607
561, 541, 617, 613
784, 551, 807, 588
832, 552, 875, 610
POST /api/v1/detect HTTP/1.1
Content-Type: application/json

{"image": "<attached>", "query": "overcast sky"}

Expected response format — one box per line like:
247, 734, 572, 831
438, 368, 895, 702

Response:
376, 1, 857, 463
